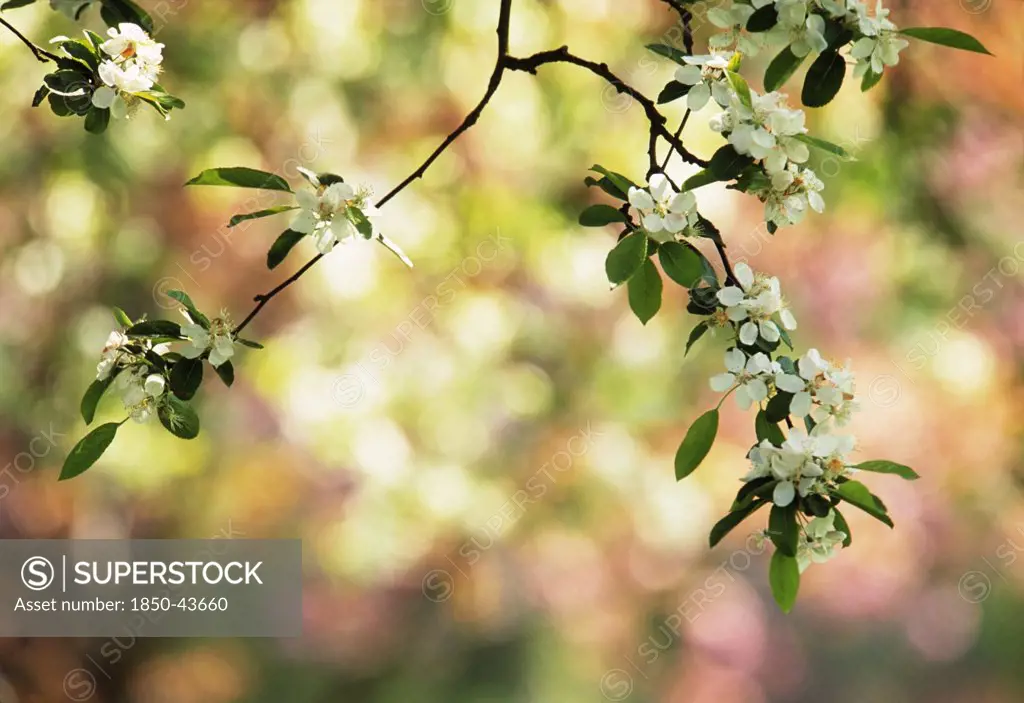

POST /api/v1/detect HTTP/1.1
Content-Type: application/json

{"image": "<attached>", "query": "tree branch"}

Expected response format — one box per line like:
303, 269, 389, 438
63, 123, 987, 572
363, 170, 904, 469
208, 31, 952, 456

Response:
0, 17, 60, 63
235, 0, 710, 335
504, 46, 707, 168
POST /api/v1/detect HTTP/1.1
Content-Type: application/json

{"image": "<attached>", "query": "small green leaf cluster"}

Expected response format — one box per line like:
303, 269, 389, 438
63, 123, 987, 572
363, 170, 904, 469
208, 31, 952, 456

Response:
61, 297, 262, 481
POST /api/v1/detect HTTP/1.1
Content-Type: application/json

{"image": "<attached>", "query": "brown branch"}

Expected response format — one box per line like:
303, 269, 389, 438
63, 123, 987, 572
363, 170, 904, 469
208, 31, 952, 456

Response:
504, 47, 707, 168
234, 0, 514, 335
0, 17, 60, 63
235, 0, 710, 335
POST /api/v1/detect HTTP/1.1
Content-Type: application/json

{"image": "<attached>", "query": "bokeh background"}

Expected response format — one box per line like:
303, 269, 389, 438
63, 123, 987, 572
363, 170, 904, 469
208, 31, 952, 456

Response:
0, 0, 1021, 700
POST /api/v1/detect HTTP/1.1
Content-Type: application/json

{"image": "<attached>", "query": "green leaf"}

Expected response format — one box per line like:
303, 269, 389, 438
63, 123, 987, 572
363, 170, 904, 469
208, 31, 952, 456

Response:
675, 409, 719, 480
169, 358, 203, 401
158, 395, 200, 440
832, 507, 853, 547
769, 551, 800, 612
803, 494, 832, 518
755, 409, 786, 446
746, 3, 778, 32
126, 320, 182, 338
764, 45, 806, 92
590, 166, 636, 201
899, 27, 993, 55
681, 169, 720, 192
657, 242, 703, 288
793, 134, 853, 160
685, 321, 709, 356
709, 499, 768, 548
60, 422, 119, 481
657, 81, 691, 104
228, 206, 298, 228
1, 0, 38, 9
267, 229, 306, 270
237, 338, 264, 350
215, 361, 235, 387
112, 307, 133, 327
645, 43, 688, 65
802, 50, 846, 108
32, 85, 50, 108
725, 70, 753, 111
708, 145, 755, 182
732, 477, 776, 511
100, 0, 153, 32
60, 40, 100, 72
769, 504, 799, 557
861, 68, 884, 92
81, 375, 116, 424
579, 204, 627, 227
627, 259, 662, 325
765, 391, 793, 423
854, 460, 919, 480
185, 167, 292, 193
833, 480, 893, 527
605, 231, 648, 286
84, 107, 110, 135
347, 207, 374, 238
166, 290, 209, 328
584, 175, 627, 200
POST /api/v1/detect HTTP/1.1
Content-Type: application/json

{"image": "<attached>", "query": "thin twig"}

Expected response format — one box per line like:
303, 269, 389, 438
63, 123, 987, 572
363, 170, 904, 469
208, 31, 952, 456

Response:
659, 109, 691, 171
0, 17, 60, 63
505, 46, 707, 168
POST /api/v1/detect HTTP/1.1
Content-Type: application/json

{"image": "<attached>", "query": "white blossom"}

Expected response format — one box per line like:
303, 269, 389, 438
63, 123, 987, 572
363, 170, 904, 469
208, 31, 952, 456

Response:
756, 162, 825, 227
673, 54, 733, 111
797, 509, 847, 572
181, 312, 236, 368
849, 1, 909, 77
710, 348, 773, 409
291, 182, 364, 254
715, 262, 797, 345
96, 330, 129, 381
768, 0, 829, 57
790, 348, 859, 426
627, 173, 699, 238
113, 366, 166, 423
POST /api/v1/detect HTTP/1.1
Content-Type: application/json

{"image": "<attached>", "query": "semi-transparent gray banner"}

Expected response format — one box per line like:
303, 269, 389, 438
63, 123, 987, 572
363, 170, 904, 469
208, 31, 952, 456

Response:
0, 540, 301, 637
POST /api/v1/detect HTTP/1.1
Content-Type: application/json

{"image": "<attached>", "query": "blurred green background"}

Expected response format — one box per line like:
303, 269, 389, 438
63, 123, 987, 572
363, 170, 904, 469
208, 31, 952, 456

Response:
0, 0, 1021, 701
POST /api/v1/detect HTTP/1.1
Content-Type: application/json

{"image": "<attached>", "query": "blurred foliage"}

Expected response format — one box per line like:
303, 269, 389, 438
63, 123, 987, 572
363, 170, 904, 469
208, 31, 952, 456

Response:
0, 0, 1021, 701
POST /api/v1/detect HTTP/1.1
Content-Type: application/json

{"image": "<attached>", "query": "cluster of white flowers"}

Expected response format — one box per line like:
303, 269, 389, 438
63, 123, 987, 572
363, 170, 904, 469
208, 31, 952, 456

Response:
849, 2, 910, 79
714, 262, 797, 345
94, 330, 167, 423
744, 428, 853, 571
672, 54, 733, 111
181, 312, 236, 368
744, 427, 855, 506
709, 89, 825, 227
291, 181, 377, 255
788, 347, 858, 426
91, 23, 164, 118
704, 0, 908, 81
